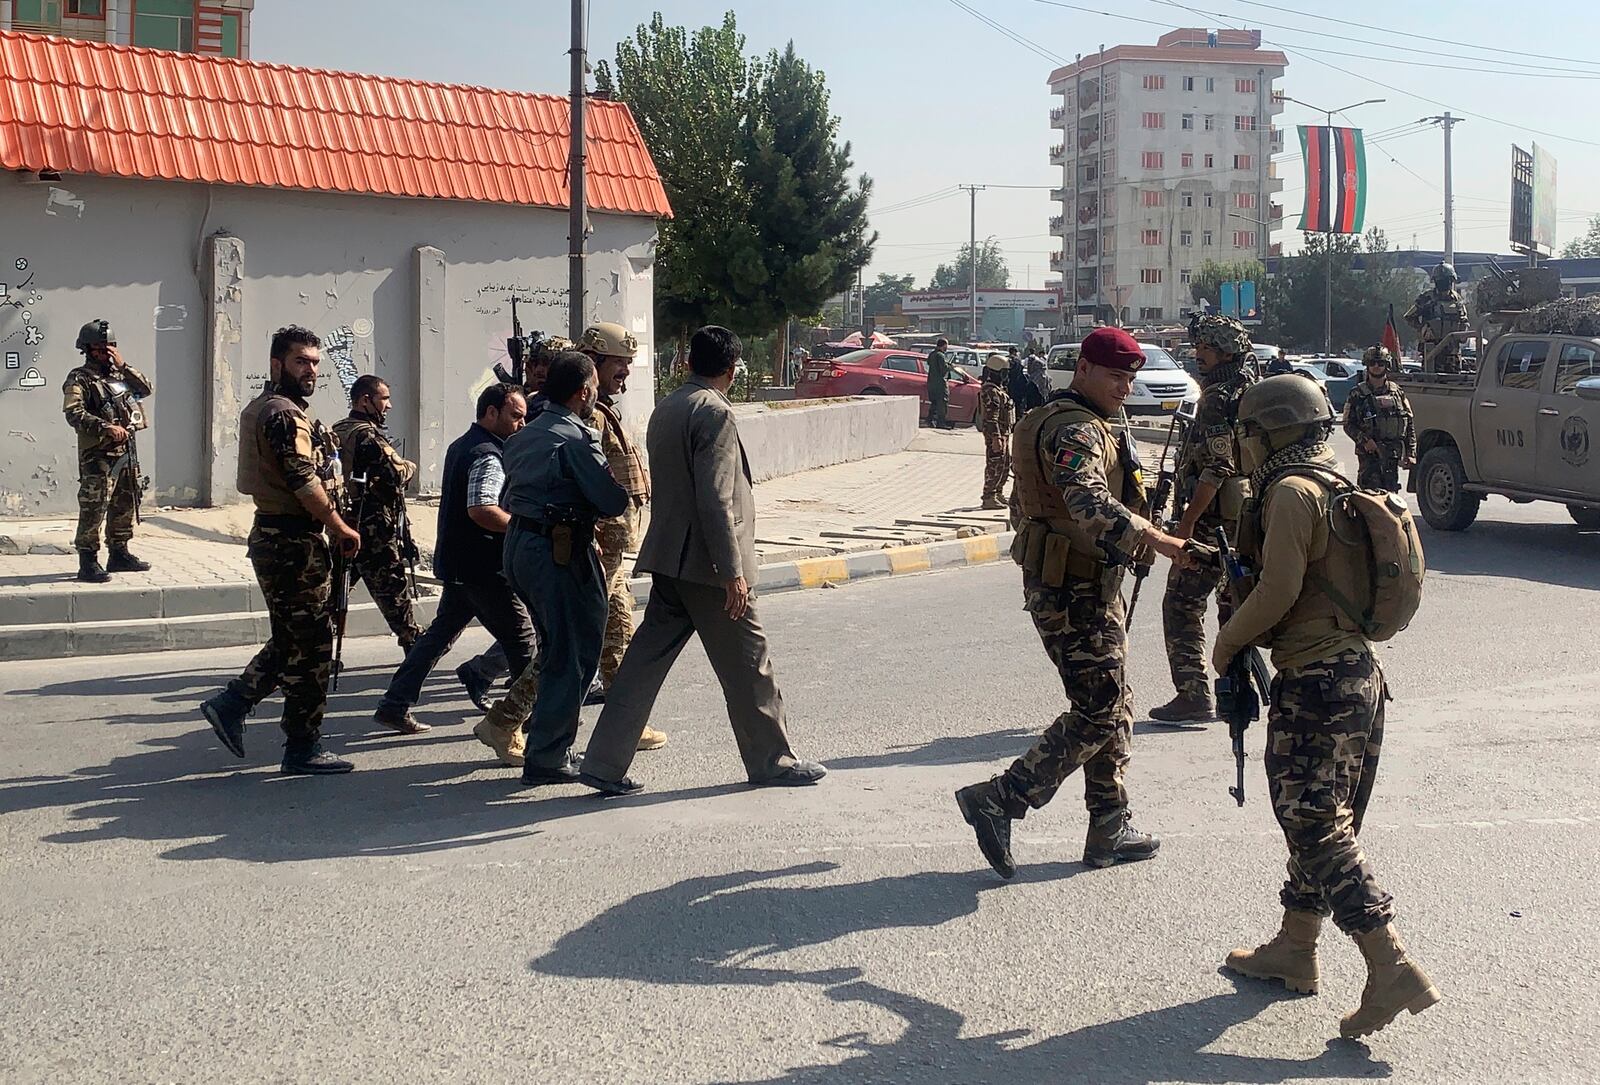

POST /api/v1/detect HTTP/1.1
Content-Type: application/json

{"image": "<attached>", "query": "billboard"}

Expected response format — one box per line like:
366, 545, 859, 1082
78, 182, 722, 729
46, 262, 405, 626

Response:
899, 288, 1061, 314
1511, 143, 1557, 256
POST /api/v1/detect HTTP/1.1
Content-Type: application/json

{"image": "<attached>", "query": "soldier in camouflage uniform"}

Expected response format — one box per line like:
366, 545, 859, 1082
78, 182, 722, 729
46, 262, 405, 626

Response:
1403, 262, 1469, 374
955, 327, 1195, 879
1342, 346, 1416, 493
1149, 314, 1257, 723
978, 353, 1014, 509
332, 375, 424, 651
198, 327, 364, 776
1214, 375, 1440, 1039
60, 321, 153, 583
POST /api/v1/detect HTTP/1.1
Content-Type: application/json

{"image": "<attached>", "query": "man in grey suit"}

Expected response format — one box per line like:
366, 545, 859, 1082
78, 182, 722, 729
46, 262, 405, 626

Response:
578, 326, 827, 795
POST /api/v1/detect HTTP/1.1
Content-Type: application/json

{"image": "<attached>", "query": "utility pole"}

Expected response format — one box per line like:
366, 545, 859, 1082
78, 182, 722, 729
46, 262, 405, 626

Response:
1421, 113, 1462, 266
960, 184, 986, 342
567, 0, 587, 340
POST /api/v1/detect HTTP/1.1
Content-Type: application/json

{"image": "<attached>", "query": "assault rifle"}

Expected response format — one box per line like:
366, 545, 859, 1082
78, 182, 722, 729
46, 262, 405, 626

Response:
1212, 525, 1272, 806
1125, 400, 1196, 627
330, 471, 368, 692
494, 296, 548, 386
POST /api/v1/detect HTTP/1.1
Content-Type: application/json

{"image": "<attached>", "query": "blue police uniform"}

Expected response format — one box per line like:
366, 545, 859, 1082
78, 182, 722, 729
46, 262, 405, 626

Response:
501, 404, 629, 777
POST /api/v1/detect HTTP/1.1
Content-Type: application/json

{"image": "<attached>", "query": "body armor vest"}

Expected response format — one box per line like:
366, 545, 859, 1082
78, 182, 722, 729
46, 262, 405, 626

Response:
238, 389, 338, 516
594, 399, 649, 500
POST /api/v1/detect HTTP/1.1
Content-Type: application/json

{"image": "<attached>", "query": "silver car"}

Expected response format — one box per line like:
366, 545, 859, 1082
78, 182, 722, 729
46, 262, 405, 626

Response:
1044, 342, 1201, 415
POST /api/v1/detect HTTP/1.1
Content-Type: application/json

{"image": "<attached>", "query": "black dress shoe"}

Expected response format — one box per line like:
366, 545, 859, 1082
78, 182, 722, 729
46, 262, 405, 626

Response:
281, 745, 354, 775
456, 661, 492, 713
579, 772, 644, 796
750, 759, 828, 787
521, 763, 581, 786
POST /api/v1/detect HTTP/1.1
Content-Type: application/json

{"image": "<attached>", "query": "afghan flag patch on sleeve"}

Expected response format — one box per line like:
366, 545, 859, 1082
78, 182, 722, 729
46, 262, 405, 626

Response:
1054, 433, 1096, 472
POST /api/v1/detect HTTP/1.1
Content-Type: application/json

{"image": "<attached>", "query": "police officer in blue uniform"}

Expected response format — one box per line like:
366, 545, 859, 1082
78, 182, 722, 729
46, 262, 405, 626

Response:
501, 351, 630, 785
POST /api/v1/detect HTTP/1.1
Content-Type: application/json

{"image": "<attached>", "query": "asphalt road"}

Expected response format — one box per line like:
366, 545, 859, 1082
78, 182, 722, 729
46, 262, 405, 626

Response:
2, 481, 1597, 1083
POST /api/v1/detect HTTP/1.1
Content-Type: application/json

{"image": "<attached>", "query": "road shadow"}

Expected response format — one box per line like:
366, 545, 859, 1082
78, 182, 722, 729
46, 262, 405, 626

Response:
1421, 516, 1600, 591
532, 863, 1390, 1085
824, 729, 1036, 771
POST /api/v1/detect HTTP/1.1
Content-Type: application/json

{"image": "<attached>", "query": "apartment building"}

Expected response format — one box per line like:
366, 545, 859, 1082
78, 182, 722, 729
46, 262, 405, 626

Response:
1048, 28, 1286, 326
0, 0, 253, 58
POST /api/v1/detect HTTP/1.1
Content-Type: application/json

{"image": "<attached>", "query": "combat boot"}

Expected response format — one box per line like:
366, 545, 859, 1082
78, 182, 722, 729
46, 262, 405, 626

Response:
473, 716, 526, 767
637, 726, 668, 751
955, 778, 1016, 879
373, 702, 430, 736
1224, 910, 1324, 994
281, 742, 354, 776
1339, 923, 1441, 1038
980, 494, 1006, 510
199, 687, 251, 758
105, 546, 151, 573
77, 549, 111, 584
1083, 813, 1160, 868
1147, 691, 1219, 724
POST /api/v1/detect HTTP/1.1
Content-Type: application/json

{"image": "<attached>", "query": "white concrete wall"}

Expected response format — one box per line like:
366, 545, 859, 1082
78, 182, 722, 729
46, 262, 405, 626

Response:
736, 396, 920, 483
0, 173, 657, 516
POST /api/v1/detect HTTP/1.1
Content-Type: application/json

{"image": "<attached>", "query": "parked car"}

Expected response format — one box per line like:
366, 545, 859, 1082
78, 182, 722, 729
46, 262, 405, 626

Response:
1291, 356, 1360, 410
1043, 342, 1201, 415
794, 348, 982, 425
947, 346, 987, 378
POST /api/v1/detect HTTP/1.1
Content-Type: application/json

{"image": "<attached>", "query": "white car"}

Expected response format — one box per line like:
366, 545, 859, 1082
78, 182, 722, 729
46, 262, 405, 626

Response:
1044, 342, 1201, 416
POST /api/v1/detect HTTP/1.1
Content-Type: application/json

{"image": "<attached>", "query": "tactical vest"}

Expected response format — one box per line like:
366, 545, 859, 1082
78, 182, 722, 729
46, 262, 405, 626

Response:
1010, 396, 1144, 586
331, 416, 413, 509
594, 399, 649, 501
1363, 384, 1411, 442
238, 389, 339, 516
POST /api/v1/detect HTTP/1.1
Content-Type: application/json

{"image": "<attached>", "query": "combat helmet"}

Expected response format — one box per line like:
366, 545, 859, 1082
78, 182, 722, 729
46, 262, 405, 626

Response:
578, 322, 639, 358
1431, 262, 1458, 285
984, 353, 1009, 373
1187, 313, 1252, 357
1238, 374, 1334, 434
75, 319, 116, 352
1361, 345, 1395, 368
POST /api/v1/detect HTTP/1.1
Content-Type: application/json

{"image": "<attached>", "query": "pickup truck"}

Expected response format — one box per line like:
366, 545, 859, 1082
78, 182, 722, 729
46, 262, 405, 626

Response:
1403, 332, 1600, 530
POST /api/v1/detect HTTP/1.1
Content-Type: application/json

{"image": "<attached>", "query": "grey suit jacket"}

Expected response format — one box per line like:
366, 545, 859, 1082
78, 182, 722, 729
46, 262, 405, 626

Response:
634, 376, 755, 586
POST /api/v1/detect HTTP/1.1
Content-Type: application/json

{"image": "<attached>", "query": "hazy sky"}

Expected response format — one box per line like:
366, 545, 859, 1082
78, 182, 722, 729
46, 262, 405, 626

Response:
255, 1, 1600, 288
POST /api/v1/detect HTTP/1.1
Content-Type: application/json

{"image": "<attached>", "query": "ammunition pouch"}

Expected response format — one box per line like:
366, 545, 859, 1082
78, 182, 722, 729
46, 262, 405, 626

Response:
1217, 475, 1252, 523
1373, 414, 1408, 441
1011, 519, 1110, 589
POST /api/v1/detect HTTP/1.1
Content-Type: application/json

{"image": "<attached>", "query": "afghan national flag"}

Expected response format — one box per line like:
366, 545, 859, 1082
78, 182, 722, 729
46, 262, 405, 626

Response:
1382, 303, 1403, 359
1297, 125, 1367, 234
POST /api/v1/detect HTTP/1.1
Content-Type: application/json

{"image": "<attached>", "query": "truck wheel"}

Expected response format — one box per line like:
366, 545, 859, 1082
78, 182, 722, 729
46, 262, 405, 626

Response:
1417, 447, 1481, 531
1568, 505, 1600, 530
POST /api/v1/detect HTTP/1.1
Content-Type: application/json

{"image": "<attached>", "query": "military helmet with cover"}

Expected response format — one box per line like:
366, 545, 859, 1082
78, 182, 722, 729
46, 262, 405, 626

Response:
1361, 345, 1395, 368
76, 319, 116, 352
1431, 262, 1457, 285
1238, 373, 1334, 433
1187, 313, 1252, 357
984, 352, 1009, 373
578, 322, 639, 359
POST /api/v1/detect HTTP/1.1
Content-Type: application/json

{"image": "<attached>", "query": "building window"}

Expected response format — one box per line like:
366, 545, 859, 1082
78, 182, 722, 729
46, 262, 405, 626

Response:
133, 0, 197, 51
1206, 192, 1217, 209
1203, 114, 1215, 131
1139, 307, 1164, 321
1234, 230, 1258, 248
1234, 154, 1253, 170
1141, 189, 1165, 207
1180, 230, 1193, 246
1180, 268, 1193, 284
1141, 151, 1164, 170
1203, 153, 1215, 169
1180, 190, 1194, 208
1143, 74, 1165, 90
1202, 229, 1214, 246
1235, 114, 1257, 131
1182, 75, 1195, 92
1141, 229, 1162, 245
1234, 192, 1258, 209
69, 0, 106, 14
1142, 112, 1165, 129
1140, 268, 1164, 284
1205, 77, 1216, 92
13, 0, 60, 24
1181, 113, 1195, 130
1236, 78, 1257, 94
1181, 152, 1194, 168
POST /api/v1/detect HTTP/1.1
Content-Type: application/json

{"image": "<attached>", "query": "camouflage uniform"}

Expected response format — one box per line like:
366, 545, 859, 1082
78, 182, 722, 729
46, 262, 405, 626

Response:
590, 395, 650, 687
1162, 358, 1253, 701
226, 385, 344, 752
1403, 285, 1468, 374
977, 380, 1014, 504
992, 390, 1150, 826
61, 355, 152, 552
1342, 380, 1416, 493
331, 414, 423, 649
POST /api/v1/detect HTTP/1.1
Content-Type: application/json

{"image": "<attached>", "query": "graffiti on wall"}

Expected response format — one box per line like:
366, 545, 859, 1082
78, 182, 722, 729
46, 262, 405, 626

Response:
0, 257, 47, 395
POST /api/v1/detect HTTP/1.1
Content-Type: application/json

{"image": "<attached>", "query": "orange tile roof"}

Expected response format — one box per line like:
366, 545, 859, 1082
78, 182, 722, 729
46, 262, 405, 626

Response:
0, 29, 671, 217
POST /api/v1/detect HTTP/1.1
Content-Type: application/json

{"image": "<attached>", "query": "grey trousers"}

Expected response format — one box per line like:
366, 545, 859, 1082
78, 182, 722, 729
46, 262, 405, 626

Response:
581, 574, 798, 783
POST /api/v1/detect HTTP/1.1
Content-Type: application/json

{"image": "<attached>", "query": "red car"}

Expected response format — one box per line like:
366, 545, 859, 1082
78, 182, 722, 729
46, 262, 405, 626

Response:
795, 349, 982, 425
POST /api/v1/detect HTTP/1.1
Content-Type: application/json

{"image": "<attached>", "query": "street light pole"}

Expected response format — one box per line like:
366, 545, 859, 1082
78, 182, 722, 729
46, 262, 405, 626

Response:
567, 0, 587, 340
1279, 96, 1384, 354
960, 184, 986, 342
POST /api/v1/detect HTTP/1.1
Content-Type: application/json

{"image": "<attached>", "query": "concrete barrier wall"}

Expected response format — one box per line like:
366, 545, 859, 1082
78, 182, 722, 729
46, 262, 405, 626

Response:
735, 395, 920, 483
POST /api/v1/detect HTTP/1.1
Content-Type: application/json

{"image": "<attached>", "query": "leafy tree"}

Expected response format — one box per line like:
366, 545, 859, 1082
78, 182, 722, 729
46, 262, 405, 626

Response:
863, 272, 916, 317
1260, 229, 1423, 352
930, 238, 1009, 290
1561, 213, 1600, 258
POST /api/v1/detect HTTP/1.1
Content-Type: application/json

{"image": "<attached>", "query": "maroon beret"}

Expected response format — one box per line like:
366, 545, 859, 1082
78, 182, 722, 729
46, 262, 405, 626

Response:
1080, 327, 1146, 373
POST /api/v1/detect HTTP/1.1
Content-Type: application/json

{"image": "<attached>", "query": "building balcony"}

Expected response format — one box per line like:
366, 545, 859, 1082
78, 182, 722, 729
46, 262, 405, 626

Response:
1048, 214, 1064, 234
1050, 143, 1065, 164
1051, 186, 1067, 204
1269, 127, 1284, 152
1050, 106, 1066, 128
1270, 203, 1284, 221
1050, 252, 1064, 271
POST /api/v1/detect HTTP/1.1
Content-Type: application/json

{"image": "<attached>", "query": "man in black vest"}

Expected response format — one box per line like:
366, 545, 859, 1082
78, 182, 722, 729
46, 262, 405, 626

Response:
370, 384, 537, 747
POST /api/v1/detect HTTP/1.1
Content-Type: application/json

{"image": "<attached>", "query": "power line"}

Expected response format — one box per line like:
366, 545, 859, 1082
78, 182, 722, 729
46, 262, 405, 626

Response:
947, 0, 1067, 66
